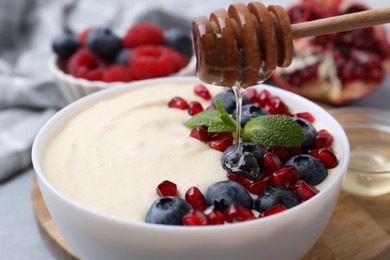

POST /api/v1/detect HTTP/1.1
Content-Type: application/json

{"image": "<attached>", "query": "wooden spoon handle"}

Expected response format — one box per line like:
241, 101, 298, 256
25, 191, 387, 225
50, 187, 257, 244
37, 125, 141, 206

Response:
291, 7, 390, 39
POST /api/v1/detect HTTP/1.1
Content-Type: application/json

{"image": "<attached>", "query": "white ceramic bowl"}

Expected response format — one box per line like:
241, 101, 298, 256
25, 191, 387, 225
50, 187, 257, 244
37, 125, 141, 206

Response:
32, 76, 349, 260
48, 55, 196, 104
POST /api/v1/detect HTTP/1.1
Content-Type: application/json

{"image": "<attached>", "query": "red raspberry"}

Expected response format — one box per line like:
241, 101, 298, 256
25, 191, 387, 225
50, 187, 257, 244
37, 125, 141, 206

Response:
102, 65, 133, 83
165, 47, 187, 73
128, 45, 186, 80
67, 48, 106, 81
78, 27, 92, 46
123, 22, 164, 48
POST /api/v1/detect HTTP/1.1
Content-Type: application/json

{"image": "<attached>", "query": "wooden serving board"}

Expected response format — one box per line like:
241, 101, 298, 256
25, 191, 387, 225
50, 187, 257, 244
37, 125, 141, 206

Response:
32, 177, 390, 259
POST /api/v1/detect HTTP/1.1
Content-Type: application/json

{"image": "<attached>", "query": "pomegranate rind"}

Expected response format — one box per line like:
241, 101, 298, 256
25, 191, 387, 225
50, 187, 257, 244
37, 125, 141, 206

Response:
272, 0, 390, 105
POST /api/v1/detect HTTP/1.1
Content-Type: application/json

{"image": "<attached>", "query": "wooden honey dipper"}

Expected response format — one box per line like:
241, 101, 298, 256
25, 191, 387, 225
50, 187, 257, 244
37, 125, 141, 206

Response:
192, 2, 390, 88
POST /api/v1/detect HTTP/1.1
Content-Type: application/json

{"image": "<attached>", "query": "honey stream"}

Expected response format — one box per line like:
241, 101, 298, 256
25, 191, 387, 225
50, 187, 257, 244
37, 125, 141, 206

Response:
231, 68, 273, 154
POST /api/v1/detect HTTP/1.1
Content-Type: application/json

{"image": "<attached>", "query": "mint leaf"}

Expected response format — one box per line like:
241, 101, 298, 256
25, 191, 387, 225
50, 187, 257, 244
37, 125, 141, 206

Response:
208, 120, 236, 132
242, 115, 306, 147
184, 110, 220, 129
184, 98, 237, 133
215, 98, 237, 130
184, 98, 304, 147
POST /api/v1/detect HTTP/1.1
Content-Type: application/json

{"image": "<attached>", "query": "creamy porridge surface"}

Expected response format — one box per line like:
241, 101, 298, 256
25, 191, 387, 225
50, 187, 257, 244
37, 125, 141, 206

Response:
43, 83, 338, 222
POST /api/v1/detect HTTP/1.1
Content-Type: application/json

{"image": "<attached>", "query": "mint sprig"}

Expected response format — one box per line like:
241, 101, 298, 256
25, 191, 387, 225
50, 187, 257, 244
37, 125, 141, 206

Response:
184, 98, 306, 147
241, 115, 306, 147
184, 98, 236, 133
211, 98, 237, 132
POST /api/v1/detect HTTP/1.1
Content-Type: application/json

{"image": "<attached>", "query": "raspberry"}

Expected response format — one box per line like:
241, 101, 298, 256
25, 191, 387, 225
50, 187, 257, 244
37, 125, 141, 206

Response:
123, 22, 164, 48
164, 47, 187, 73
78, 27, 92, 46
102, 65, 133, 83
67, 48, 105, 81
128, 45, 185, 80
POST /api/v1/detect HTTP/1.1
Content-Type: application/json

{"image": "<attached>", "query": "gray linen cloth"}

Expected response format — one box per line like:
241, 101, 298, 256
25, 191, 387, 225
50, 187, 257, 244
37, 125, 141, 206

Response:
0, 0, 253, 182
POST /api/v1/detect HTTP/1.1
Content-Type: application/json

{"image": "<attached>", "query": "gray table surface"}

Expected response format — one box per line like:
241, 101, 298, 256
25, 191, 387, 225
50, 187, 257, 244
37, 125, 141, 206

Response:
1, 76, 390, 259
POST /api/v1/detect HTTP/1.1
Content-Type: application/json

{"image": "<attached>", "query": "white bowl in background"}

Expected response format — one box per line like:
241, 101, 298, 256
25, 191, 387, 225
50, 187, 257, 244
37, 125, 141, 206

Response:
48, 55, 196, 104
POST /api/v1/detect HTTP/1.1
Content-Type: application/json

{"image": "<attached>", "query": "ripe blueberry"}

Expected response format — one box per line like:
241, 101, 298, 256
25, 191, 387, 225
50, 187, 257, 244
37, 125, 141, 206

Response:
221, 142, 266, 180
87, 27, 122, 61
114, 48, 131, 65
285, 154, 328, 186
164, 28, 193, 57
211, 90, 250, 114
205, 180, 253, 212
52, 33, 81, 59
145, 196, 192, 225
254, 186, 301, 212
233, 104, 269, 127
291, 117, 317, 151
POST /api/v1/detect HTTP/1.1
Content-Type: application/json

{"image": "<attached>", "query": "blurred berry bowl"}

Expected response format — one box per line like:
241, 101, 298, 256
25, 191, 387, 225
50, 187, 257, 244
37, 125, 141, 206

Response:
49, 23, 196, 104
48, 54, 196, 104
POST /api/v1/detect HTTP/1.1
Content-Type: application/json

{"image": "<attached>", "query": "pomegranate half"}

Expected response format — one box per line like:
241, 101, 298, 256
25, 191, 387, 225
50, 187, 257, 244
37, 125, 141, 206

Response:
272, 0, 390, 105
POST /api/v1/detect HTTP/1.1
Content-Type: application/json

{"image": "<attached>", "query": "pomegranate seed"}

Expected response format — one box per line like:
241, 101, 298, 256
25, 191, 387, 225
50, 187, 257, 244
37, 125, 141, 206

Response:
183, 210, 209, 226
269, 146, 302, 163
258, 89, 273, 107
309, 148, 338, 169
189, 126, 209, 142
315, 129, 334, 148
263, 152, 282, 172
227, 173, 252, 189
188, 101, 204, 115
248, 177, 271, 195
223, 204, 255, 223
295, 112, 315, 123
207, 210, 225, 225
260, 204, 288, 218
209, 138, 233, 152
185, 187, 207, 211
293, 180, 319, 201
156, 180, 178, 197
208, 132, 233, 152
264, 96, 289, 115
244, 88, 259, 103
194, 84, 212, 100
208, 132, 233, 141
371, 67, 384, 81
168, 96, 188, 110
271, 166, 300, 186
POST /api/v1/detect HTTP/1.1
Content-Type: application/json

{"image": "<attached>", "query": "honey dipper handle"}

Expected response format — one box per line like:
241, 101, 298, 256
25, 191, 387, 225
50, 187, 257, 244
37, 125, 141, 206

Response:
291, 7, 390, 39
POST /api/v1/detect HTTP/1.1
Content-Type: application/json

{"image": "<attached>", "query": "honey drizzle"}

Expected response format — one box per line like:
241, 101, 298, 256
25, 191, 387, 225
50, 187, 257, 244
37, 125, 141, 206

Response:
232, 84, 244, 153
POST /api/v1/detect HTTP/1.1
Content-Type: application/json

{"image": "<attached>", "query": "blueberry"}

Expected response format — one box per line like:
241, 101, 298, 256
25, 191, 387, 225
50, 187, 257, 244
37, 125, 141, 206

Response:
145, 196, 192, 225
87, 27, 122, 61
205, 180, 253, 212
291, 117, 317, 151
285, 154, 327, 186
114, 48, 131, 65
52, 33, 81, 59
233, 104, 269, 127
164, 28, 193, 57
221, 142, 266, 180
254, 186, 301, 212
211, 90, 251, 114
